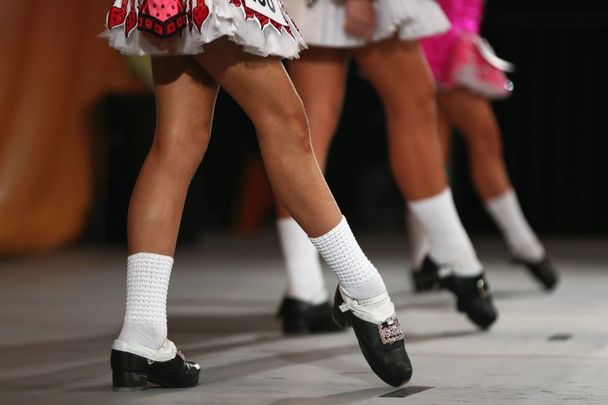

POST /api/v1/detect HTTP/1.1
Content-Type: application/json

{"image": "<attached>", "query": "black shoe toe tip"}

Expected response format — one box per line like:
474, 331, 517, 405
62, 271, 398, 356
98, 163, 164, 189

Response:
384, 366, 413, 387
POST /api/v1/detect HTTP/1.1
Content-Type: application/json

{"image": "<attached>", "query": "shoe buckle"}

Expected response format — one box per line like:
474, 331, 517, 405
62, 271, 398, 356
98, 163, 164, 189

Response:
477, 278, 489, 297
378, 317, 405, 345
147, 359, 155, 365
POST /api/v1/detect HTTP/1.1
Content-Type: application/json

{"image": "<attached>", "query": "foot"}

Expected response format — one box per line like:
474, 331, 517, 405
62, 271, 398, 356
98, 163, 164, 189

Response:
420, 256, 498, 330
513, 255, 559, 291
332, 287, 412, 387
278, 297, 347, 335
111, 339, 200, 391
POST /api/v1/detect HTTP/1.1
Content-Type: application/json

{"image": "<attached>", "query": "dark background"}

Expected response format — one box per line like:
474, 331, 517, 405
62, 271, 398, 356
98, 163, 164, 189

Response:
93, 1, 608, 245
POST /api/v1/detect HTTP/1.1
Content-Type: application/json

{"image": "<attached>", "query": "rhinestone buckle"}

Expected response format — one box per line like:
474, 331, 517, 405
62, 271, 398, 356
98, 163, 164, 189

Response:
378, 317, 405, 345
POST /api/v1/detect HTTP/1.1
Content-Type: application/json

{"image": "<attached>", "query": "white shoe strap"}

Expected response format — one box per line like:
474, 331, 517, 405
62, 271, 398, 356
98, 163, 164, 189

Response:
112, 339, 177, 362
339, 286, 396, 324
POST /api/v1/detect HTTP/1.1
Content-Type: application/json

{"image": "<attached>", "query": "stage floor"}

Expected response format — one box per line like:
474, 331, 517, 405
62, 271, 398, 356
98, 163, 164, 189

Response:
0, 234, 607, 404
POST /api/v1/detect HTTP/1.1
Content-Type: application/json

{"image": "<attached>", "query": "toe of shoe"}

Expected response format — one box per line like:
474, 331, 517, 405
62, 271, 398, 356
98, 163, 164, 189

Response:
467, 299, 498, 329
360, 341, 413, 387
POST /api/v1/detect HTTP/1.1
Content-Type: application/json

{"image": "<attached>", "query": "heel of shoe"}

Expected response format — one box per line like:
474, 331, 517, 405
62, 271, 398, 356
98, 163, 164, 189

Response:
282, 317, 310, 335
412, 272, 438, 292
112, 370, 148, 391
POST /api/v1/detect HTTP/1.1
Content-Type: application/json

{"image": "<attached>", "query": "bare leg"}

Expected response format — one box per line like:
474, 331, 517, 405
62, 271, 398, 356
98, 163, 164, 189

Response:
353, 38, 480, 274
275, 47, 348, 218
436, 105, 453, 163
354, 39, 446, 200
113, 56, 218, 388
128, 56, 218, 255
439, 89, 554, 289
194, 39, 388, 303
438, 88, 510, 199
355, 38, 496, 327
270, 48, 349, 311
193, 42, 414, 378
194, 39, 341, 237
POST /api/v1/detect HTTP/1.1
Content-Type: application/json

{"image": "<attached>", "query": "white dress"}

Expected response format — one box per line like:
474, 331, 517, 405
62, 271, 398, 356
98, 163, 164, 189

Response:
283, 0, 450, 48
100, 0, 306, 58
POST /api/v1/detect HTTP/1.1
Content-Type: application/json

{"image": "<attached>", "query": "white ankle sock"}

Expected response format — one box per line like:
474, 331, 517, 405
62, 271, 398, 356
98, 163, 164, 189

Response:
310, 216, 386, 300
408, 188, 482, 277
117, 253, 172, 351
277, 218, 328, 304
485, 189, 545, 262
406, 211, 431, 271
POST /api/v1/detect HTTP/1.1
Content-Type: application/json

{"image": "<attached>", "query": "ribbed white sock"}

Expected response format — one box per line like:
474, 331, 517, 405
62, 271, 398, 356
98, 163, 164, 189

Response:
406, 210, 431, 270
408, 188, 482, 277
310, 216, 386, 300
117, 253, 172, 351
277, 218, 328, 304
485, 189, 545, 262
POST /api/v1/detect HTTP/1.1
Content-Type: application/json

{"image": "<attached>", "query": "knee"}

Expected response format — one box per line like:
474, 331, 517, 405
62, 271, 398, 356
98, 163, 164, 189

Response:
466, 124, 504, 159
152, 127, 211, 175
257, 102, 312, 155
285, 106, 313, 155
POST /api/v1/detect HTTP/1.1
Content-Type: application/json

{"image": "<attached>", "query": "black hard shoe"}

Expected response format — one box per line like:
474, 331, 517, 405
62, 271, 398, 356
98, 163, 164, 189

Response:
513, 255, 559, 291
278, 297, 347, 335
111, 340, 200, 391
421, 256, 498, 330
332, 287, 412, 387
411, 263, 441, 293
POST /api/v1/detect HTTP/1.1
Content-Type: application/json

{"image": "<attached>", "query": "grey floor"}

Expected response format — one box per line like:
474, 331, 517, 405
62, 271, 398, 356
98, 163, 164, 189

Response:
0, 234, 607, 404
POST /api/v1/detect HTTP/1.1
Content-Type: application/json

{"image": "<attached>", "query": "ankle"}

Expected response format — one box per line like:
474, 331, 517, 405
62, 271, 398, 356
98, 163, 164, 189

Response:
117, 322, 167, 351
340, 274, 386, 301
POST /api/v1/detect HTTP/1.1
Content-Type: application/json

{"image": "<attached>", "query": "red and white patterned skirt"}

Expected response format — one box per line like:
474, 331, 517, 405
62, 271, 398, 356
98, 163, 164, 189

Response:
100, 0, 306, 58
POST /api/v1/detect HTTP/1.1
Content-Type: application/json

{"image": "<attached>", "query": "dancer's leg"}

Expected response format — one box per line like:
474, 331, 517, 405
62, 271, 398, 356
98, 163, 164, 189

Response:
127, 57, 218, 257
275, 49, 348, 307
439, 89, 557, 288
407, 108, 452, 272
112, 56, 218, 390
438, 89, 544, 260
354, 39, 496, 327
436, 106, 453, 162
353, 39, 481, 276
438, 89, 509, 199
196, 39, 411, 385
119, 56, 218, 351
195, 39, 383, 300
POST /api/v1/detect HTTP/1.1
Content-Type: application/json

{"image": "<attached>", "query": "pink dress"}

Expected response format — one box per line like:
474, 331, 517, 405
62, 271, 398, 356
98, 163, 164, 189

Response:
421, 0, 514, 99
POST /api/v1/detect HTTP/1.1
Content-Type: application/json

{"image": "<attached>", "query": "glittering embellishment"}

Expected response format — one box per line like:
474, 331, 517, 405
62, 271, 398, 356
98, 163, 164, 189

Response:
378, 317, 404, 345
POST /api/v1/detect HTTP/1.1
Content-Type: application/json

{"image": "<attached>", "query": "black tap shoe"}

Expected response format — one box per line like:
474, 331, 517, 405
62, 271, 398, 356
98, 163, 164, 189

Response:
111, 340, 200, 391
278, 297, 347, 335
332, 287, 412, 387
513, 255, 559, 291
411, 262, 441, 293
421, 256, 498, 330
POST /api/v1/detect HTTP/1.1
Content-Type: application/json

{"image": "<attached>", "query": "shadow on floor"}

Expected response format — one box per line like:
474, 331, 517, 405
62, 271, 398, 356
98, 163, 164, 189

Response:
0, 306, 477, 395
269, 387, 390, 405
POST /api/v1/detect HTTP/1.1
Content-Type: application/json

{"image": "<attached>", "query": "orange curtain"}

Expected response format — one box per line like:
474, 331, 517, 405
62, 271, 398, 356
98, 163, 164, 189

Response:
0, 1, 140, 255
